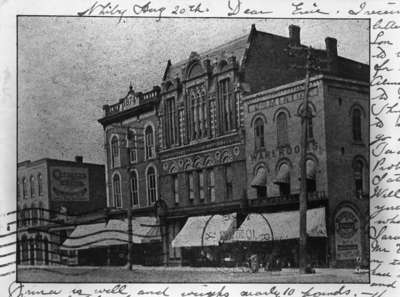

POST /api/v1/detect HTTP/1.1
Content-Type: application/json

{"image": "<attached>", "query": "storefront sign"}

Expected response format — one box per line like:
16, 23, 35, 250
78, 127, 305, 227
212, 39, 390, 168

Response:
249, 142, 320, 161
335, 207, 361, 260
50, 167, 89, 201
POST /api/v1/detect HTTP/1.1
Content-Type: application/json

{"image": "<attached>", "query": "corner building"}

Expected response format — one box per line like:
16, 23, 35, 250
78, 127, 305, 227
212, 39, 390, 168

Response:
99, 24, 369, 268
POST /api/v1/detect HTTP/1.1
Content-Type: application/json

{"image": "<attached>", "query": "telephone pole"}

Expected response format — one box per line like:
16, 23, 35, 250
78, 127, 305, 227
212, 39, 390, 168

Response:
286, 46, 322, 273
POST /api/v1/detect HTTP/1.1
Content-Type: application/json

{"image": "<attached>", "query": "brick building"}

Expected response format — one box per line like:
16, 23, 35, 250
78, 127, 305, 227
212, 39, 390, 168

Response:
17, 157, 106, 266
98, 24, 369, 267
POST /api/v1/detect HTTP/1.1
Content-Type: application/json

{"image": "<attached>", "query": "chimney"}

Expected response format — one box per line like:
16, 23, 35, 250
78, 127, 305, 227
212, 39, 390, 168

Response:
325, 37, 338, 73
75, 156, 83, 163
289, 25, 300, 46
325, 37, 338, 58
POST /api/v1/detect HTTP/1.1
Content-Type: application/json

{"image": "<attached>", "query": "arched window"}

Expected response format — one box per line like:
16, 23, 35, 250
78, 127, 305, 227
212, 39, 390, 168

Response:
112, 174, 122, 208
306, 160, 317, 193
30, 176, 35, 198
111, 136, 119, 168
352, 108, 362, 141
23, 205, 30, 226
22, 177, 28, 199
29, 238, 35, 265
274, 163, 290, 196
130, 171, 139, 206
35, 234, 43, 264
147, 167, 157, 205
37, 173, 43, 196
277, 112, 289, 147
145, 126, 154, 159
128, 129, 137, 163
354, 159, 368, 198
254, 118, 265, 150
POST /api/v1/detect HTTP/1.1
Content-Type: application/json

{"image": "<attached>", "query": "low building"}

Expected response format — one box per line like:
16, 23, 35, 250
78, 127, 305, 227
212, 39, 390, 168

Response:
17, 156, 106, 266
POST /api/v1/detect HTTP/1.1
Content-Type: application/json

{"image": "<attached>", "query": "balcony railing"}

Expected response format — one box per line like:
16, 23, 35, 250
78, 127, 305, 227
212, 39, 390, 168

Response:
103, 87, 160, 117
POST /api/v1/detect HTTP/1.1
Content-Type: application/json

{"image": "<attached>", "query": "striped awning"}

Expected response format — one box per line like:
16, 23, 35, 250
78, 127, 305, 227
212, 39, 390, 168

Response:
61, 222, 108, 250
250, 168, 267, 188
231, 207, 327, 242
61, 217, 160, 250
274, 164, 290, 184
171, 213, 236, 248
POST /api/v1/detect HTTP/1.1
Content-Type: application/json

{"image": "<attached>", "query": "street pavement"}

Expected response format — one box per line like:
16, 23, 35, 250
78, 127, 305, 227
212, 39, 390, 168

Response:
17, 265, 369, 283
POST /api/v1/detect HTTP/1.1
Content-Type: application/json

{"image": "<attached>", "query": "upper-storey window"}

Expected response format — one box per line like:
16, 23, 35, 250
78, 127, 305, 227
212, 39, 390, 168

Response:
112, 173, 122, 208
188, 172, 195, 201
147, 166, 157, 205
277, 112, 289, 147
354, 158, 368, 198
219, 78, 236, 133
30, 175, 35, 198
111, 136, 119, 168
173, 174, 179, 204
145, 125, 155, 159
352, 108, 362, 141
254, 118, 265, 150
37, 173, 43, 196
128, 129, 137, 163
22, 177, 28, 199
130, 171, 139, 206
188, 84, 207, 141
165, 97, 177, 147
207, 169, 216, 202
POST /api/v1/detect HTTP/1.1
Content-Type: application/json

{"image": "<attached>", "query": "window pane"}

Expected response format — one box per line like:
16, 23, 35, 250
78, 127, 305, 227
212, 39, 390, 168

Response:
277, 112, 288, 146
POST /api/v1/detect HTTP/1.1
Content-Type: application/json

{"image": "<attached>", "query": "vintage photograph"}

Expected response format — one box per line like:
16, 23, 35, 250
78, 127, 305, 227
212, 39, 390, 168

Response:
16, 17, 369, 283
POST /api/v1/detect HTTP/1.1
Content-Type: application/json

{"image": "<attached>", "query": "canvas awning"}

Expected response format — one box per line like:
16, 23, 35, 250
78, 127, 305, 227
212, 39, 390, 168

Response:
250, 168, 267, 188
171, 213, 236, 248
61, 217, 160, 250
274, 164, 290, 184
232, 207, 327, 242
95, 216, 161, 246
61, 222, 108, 250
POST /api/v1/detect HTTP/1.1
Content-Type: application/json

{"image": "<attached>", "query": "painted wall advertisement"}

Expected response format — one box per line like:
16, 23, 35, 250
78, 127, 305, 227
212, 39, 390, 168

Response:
334, 207, 361, 260
50, 166, 89, 201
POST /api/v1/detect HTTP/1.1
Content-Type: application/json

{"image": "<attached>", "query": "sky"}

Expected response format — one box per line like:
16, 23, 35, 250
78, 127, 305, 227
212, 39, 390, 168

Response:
18, 18, 369, 164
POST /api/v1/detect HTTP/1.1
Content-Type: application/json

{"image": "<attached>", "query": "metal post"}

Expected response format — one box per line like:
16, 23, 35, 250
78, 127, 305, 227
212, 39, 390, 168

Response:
299, 49, 311, 273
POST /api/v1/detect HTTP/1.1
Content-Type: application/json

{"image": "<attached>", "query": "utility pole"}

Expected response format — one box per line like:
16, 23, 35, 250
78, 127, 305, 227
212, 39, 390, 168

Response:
286, 46, 322, 273
127, 194, 133, 270
298, 48, 312, 273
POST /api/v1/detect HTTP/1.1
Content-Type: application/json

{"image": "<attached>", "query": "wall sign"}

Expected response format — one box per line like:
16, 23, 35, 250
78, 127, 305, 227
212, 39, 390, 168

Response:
335, 207, 361, 260
50, 167, 89, 201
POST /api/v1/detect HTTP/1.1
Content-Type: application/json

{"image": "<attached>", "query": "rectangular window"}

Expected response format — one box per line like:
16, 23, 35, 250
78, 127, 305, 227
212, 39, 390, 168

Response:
178, 110, 184, 145
188, 172, 194, 201
38, 174, 43, 196
208, 169, 216, 202
173, 175, 179, 204
130, 175, 139, 206
165, 98, 176, 147
225, 165, 233, 200
219, 79, 235, 132
199, 171, 205, 201
188, 84, 206, 141
129, 130, 137, 163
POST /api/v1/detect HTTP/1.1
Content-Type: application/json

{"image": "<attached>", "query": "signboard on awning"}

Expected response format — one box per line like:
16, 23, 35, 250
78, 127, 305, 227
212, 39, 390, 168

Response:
171, 213, 236, 248
232, 207, 327, 242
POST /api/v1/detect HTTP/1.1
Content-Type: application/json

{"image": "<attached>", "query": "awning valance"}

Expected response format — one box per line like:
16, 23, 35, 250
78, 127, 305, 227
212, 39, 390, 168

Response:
232, 207, 327, 242
274, 164, 290, 184
171, 213, 236, 248
251, 168, 267, 188
61, 222, 108, 250
306, 160, 316, 180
